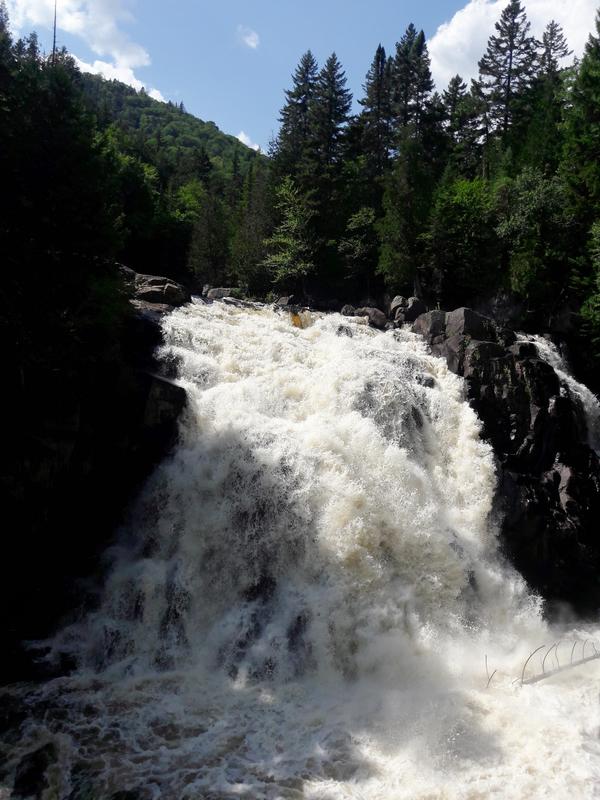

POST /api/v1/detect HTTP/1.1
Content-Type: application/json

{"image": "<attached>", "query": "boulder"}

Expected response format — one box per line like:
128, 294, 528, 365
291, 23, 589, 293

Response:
355, 307, 388, 330
134, 274, 190, 306
276, 296, 295, 306
341, 304, 356, 317
412, 310, 447, 340
403, 297, 427, 323
445, 307, 496, 341
13, 743, 58, 799
206, 287, 239, 301
390, 295, 408, 316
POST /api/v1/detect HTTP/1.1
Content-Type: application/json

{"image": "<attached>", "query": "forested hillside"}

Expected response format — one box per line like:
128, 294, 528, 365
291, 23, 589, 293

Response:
3, 0, 600, 380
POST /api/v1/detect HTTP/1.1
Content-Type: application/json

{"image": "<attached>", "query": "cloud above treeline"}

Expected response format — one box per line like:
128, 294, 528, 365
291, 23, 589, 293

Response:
429, 0, 598, 89
237, 25, 260, 50
6, 0, 165, 100
236, 131, 260, 151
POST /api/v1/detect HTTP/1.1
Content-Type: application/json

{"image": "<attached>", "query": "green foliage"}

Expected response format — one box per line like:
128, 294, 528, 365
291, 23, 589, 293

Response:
339, 207, 378, 289
81, 73, 257, 184
424, 176, 499, 304
581, 222, 600, 353
263, 178, 315, 290
496, 167, 572, 303
478, 0, 538, 136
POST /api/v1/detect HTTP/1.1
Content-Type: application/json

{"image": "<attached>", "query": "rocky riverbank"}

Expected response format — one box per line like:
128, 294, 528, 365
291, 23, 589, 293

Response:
1, 269, 190, 684
410, 307, 600, 614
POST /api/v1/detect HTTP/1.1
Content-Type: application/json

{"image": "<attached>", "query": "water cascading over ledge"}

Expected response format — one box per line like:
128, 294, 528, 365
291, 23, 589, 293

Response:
2, 302, 600, 800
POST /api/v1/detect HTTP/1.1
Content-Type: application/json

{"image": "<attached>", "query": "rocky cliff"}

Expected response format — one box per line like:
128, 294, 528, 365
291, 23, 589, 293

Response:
411, 307, 600, 615
1, 270, 189, 683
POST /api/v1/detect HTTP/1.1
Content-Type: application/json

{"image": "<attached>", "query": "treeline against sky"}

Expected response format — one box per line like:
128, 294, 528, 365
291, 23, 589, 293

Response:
2, 0, 600, 369
263, 0, 600, 358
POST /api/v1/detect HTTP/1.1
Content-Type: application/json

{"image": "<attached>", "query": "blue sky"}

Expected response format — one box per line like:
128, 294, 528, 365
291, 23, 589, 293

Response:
7, 0, 598, 151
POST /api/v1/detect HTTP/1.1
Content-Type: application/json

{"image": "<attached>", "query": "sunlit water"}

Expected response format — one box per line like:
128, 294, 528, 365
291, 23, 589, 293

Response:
3, 303, 600, 799
522, 333, 600, 453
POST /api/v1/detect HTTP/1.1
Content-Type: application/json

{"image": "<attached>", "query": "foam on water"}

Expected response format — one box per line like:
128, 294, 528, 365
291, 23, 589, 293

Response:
3, 303, 600, 799
522, 333, 600, 453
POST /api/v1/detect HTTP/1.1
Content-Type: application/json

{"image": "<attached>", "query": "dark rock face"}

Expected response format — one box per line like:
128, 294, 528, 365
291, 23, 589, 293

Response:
12, 743, 58, 799
355, 307, 388, 330
2, 269, 188, 685
413, 308, 600, 614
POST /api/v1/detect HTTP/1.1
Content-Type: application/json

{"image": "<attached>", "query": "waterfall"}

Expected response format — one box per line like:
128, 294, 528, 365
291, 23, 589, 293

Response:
4, 303, 600, 799
522, 333, 600, 453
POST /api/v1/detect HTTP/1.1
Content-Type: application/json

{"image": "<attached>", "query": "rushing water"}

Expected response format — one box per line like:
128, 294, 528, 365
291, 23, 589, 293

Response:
3, 303, 600, 799
521, 334, 600, 454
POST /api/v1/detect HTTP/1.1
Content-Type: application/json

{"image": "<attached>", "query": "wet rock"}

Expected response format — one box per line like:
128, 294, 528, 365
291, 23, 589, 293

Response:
412, 306, 600, 614
412, 310, 447, 340
337, 324, 353, 338
206, 287, 239, 301
13, 742, 58, 799
134, 274, 190, 306
276, 296, 295, 306
390, 295, 408, 316
403, 297, 427, 323
355, 307, 388, 330
341, 304, 356, 316
445, 307, 496, 341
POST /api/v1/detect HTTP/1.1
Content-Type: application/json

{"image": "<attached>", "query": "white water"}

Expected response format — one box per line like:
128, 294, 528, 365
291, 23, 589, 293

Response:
523, 334, 600, 453
5, 304, 600, 799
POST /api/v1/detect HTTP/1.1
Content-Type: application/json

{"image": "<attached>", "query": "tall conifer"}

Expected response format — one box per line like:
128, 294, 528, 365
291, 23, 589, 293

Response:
478, 0, 538, 136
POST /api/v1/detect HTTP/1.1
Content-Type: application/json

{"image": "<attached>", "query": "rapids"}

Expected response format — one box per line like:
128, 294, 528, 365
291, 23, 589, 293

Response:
3, 302, 600, 799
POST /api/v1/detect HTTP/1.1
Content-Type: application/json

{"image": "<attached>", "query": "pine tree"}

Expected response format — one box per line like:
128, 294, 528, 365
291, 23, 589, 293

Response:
0, 0, 14, 95
443, 76, 485, 175
391, 24, 434, 134
392, 23, 418, 128
358, 44, 393, 176
262, 176, 315, 291
274, 50, 319, 177
563, 12, 600, 221
308, 53, 352, 169
230, 159, 273, 294
540, 20, 572, 77
478, 0, 538, 136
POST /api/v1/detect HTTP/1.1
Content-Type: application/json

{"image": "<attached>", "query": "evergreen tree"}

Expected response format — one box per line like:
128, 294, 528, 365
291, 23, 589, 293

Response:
0, 0, 13, 97
563, 12, 600, 224
540, 20, 572, 77
274, 50, 319, 178
262, 177, 315, 291
231, 159, 273, 294
339, 206, 377, 293
358, 44, 393, 176
308, 53, 352, 169
478, 0, 538, 136
443, 77, 486, 176
391, 24, 434, 134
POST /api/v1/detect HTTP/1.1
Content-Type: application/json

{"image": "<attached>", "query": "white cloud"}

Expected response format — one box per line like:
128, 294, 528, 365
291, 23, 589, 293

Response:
237, 24, 260, 50
237, 130, 260, 151
7, 0, 164, 99
429, 0, 598, 90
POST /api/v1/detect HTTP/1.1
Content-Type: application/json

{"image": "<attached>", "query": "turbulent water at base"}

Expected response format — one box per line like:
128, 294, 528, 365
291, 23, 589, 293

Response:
523, 334, 600, 453
4, 304, 600, 800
